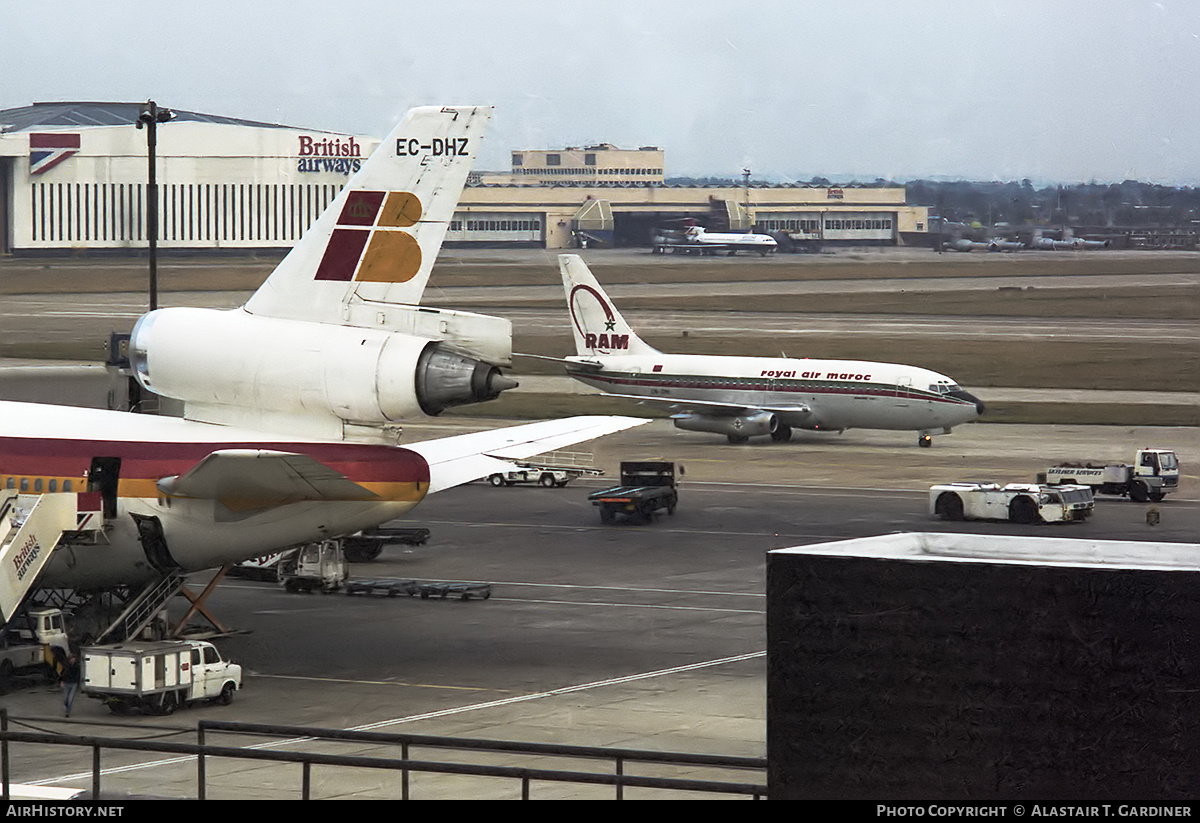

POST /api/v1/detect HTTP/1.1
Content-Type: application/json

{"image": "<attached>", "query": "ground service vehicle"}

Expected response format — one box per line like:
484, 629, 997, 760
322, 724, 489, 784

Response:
278, 540, 348, 593
589, 461, 679, 524
0, 608, 69, 690
1044, 449, 1179, 502
488, 468, 572, 487
82, 640, 241, 715
340, 526, 430, 561
931, 482, 1094, 524
487, 451, 604, 488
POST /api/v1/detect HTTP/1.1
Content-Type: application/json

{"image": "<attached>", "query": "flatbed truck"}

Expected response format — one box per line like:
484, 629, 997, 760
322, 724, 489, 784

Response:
589, 461, 679, 524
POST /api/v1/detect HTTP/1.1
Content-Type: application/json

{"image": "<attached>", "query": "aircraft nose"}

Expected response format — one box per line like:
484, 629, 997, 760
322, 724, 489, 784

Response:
949, 389, 986, 417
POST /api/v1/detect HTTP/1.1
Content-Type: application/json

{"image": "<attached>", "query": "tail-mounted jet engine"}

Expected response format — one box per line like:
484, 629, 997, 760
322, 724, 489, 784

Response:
130, 307, 517, 429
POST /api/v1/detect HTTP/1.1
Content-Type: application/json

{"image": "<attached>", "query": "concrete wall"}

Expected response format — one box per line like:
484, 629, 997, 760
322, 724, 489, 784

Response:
767, 533, 1200, 799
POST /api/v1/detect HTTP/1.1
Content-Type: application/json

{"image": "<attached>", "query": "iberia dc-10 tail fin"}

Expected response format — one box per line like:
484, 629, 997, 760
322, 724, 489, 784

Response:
245, 105, 492, 325
559, 255, 659, 358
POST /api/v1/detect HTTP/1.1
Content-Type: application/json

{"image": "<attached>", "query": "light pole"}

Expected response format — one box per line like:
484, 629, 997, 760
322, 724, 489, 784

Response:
136, 100, 174, 311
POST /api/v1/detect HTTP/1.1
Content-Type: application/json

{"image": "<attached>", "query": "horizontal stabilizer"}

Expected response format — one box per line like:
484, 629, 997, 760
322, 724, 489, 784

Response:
157, 449, 377, 508
405, 416, 649, 494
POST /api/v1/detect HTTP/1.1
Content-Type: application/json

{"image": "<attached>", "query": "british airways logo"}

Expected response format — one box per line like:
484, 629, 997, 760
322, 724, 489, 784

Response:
569, 284, 630, 353
29, 133, 80, 175
297, 135, 363, 176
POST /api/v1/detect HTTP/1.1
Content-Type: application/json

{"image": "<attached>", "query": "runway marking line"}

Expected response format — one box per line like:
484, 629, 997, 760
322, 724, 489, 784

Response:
492, 596, 762, 614
35, 651, 766, 787
254, 674, 503, 692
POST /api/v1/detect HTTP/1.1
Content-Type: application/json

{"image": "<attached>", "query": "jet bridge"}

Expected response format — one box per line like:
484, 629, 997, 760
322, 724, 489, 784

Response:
0, 490, 104, 623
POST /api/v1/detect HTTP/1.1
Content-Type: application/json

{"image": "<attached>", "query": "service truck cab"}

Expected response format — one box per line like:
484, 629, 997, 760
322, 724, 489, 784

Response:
1046, 448, 1179, 502
0, 608, 69, 690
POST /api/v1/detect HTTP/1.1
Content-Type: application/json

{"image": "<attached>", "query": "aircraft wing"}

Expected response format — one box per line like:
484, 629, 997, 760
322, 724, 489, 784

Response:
405, 415, 648, 494
599, 392, 812, 419
157, 449, 376, 508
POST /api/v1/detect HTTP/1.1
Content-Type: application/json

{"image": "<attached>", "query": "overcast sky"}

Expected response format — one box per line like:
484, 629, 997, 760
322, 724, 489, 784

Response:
5, 1, 1199, 184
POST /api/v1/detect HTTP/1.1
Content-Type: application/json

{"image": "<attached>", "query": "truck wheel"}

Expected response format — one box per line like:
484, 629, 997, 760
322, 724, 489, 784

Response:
1149, 492, 1165, 503
1129, 481, 1150, 503
599, 507, 615, 524
539, 474, 556, 488
488, 474, 505, 487
220, 683, 235, 705
1010, 496, 1040, 525
667, 495, 677, 515
935, 493, 964, 521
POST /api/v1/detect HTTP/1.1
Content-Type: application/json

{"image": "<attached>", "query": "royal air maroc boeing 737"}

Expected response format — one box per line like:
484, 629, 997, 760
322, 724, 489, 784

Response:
557, 254, 984, 446
0, 107, 645, 614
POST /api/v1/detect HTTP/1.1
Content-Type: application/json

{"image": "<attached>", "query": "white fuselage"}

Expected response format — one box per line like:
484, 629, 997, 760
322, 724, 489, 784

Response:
566, 353, 982, 433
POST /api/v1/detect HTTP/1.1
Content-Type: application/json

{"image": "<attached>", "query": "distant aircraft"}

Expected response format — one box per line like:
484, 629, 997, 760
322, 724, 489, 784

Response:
130, 105, 516, 442
0, 107, 646, 609
986, 238, 1025, 251
945, 238, 991, 252
943, 238, 1024, 252
556, 255, 984, 447
653, 225, 778, 256
1033, 236, 1109, 250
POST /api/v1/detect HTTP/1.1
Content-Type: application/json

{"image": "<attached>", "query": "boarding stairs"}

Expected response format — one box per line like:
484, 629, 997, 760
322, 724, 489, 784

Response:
93, 570, 188, 644
0, 490, 105, 624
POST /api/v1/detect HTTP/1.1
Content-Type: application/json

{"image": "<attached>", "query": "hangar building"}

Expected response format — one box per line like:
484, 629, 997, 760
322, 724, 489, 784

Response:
0, 102, 930, 255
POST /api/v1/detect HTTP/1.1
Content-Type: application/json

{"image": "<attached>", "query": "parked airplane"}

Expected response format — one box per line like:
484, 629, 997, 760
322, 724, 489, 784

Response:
944, 238, 1026, 252
0, 107, 646, 606
130, 105, 516, 443
557, 255, 985, 447
0, 400, 643, 593
653, 225, 777, 256
1033, 236, 1109, 250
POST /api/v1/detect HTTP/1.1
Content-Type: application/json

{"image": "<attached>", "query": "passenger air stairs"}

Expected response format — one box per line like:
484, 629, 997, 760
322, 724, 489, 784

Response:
0, 490, 104, 624
93, 571, 188, 643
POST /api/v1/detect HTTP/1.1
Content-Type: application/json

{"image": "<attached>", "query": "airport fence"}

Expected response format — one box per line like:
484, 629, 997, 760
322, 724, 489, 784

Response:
0, 712, 767, 800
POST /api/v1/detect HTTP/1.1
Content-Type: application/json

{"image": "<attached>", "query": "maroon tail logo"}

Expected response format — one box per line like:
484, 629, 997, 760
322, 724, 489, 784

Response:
569, 285, 629, 352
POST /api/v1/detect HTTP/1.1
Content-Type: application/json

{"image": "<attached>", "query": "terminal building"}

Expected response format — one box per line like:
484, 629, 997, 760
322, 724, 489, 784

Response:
0, 102, 930, 255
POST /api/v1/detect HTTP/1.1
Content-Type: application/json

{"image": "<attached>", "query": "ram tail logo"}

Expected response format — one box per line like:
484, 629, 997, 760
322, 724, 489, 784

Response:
569, 284, 630, 353
314, 190, 424, 283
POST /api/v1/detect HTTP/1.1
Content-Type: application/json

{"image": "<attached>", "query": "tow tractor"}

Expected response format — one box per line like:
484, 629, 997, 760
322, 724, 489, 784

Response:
931, 482, 1094, 524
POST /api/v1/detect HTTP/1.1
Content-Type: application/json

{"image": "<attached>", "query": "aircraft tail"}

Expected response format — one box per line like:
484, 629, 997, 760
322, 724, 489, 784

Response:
244, 105, 491, 324
559, 255, 659, 357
